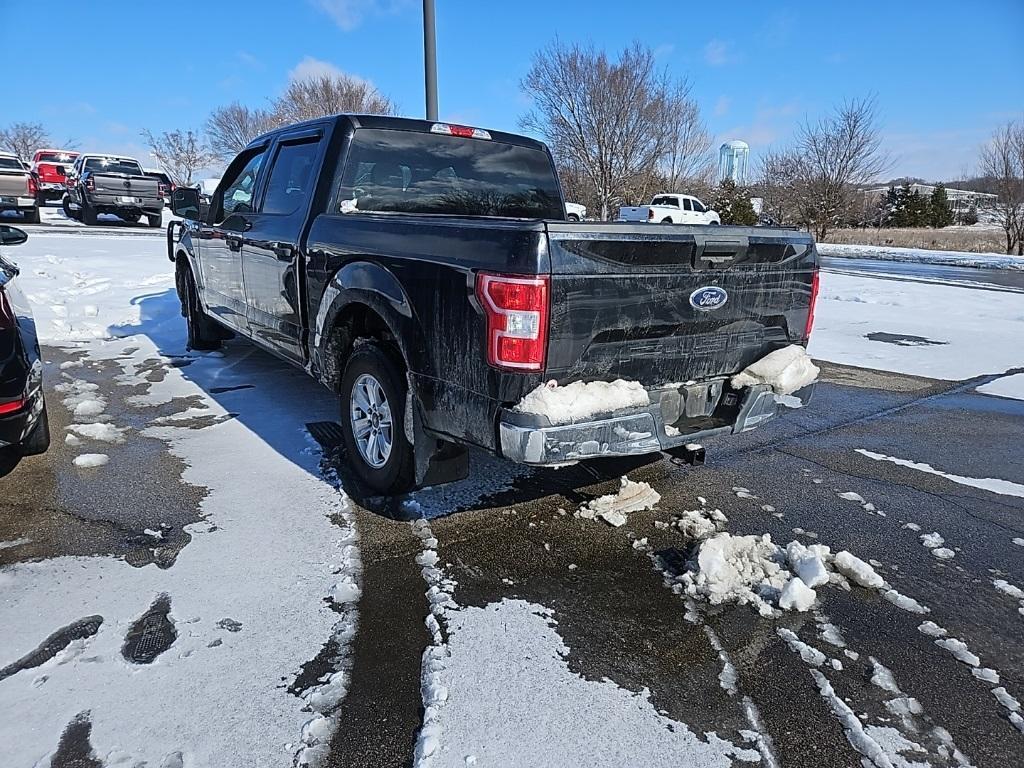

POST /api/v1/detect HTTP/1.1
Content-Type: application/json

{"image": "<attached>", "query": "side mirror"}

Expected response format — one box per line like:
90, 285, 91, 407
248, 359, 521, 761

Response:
171, 187, 202, 220
0, 225, 28, 247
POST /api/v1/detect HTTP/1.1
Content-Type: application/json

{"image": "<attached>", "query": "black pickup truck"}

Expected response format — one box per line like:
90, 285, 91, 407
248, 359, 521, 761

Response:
169, 115, 819, 494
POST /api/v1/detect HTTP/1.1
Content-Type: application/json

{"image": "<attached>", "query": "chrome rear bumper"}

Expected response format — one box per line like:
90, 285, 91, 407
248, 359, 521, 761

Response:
499, 382, 814, 465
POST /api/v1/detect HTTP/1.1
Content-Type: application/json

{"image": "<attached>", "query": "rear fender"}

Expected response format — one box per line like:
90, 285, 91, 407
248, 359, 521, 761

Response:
311, 260, 430, 388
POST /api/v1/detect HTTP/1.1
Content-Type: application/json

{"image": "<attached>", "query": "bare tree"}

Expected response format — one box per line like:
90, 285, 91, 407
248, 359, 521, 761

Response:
789, 97, 889, 240
662, 83, 714, 192
520, 41, 688, 220
0, 121, 50, 161
206, 103, 279, 160
273, 74, 395, 125
141, 129, 219, 186
979, 120, 1024, 255
754, 148, 803, 226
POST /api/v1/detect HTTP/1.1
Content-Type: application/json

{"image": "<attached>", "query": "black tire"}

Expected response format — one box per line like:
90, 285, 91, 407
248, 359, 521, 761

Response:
661, 218, 673, 224
708, 220, 720, 226
62, 196, 78, 220
147, 213, 162, 228
339, 343, 415, 495
179, 263, 222, 351
82, 199, 97, 225
566, 213, 580, 222
19, 403, 50, 456
22, 206, 40, 224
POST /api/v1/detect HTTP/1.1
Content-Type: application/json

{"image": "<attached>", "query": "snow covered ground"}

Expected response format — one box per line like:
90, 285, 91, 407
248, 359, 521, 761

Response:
818, 242, 1024, 271
0, 234, 357, 765
809, 271, 1024, 380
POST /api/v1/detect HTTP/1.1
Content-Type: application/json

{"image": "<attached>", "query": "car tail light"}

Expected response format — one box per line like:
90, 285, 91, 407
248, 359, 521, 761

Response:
158, 182, 169, 197
85, 177, 95, 191
27, 176, 37, 196
804, 268, 820, 339
476, 272, 550, 371
0, 397, 26, 416
647, 208, 654, 221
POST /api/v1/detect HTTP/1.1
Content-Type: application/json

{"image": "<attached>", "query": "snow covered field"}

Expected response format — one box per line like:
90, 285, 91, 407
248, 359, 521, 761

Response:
818, 242, 1024, 271
2, 233, 1023, 766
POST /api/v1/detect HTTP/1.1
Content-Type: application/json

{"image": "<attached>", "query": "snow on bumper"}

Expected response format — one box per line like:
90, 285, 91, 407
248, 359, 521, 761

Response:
499, 380, 815, 465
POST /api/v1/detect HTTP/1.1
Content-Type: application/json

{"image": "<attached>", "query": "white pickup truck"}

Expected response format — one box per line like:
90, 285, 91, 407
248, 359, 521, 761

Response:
619, 194, 720, 225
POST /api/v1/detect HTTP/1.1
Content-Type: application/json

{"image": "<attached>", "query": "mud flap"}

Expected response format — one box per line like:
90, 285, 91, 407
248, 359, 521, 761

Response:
412, 403, 469, 487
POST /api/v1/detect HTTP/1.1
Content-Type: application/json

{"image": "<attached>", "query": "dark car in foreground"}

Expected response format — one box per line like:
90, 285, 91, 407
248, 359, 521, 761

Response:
169, 114, 818, 495
0, 225, 49, 462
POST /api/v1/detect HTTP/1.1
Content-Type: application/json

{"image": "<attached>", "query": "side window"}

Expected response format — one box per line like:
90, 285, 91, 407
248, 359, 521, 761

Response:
682, 198, 693, 211
216, 149, 266, 223
262, 138, 321, 216
692, 199, 706, 213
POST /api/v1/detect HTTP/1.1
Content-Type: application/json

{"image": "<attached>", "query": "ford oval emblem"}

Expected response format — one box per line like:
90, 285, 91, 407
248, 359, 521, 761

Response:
689, 286, 728, 311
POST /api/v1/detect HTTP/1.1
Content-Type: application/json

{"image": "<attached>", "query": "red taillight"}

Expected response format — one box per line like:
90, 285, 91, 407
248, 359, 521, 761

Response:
27, 176, 37, 196
85, 177, 95, 191
804, 268, 820, 339
476, 272, 550, 371
158, 182, 169, 197
0, 398, 26, 416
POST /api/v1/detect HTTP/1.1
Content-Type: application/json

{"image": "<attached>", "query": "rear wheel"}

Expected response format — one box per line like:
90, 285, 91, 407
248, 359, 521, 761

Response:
179, 263, 222, 351
339, 343, 415, 495
22, 207, 40, 224
19, 404, 50, 456
566, 213, 580, 222
708, 220, 720, 226
661, 217, 673, 224
147, 213, 162, 228
62, 196, 78, 220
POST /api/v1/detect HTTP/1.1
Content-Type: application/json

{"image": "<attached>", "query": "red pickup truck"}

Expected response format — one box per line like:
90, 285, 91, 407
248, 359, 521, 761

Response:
31, 149, 79, 204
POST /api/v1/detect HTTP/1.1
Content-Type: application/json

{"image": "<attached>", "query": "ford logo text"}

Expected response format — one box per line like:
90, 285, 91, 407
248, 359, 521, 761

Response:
689, 286, 728, 311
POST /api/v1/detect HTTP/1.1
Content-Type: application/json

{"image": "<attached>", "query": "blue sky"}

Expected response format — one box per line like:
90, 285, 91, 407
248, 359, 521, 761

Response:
4, 0, 1022, 181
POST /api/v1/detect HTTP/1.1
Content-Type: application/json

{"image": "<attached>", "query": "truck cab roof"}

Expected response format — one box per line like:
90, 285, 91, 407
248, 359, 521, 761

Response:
247, 114, 551, 154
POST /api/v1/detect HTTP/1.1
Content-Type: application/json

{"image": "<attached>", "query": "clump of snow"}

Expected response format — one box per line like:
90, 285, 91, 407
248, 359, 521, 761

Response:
73, 453, 109, 468
778, 577, 816, 612
919, 532, 944, 549
777, 628, 825, 665
902, 522, 921, 532
882, 590, 929, 614
577, 476, 660, 527
1013, 538, 1024, 547
868, 657, 900, 694
67, 422, 127, 444
786, 541, 831, 588
676, 533, 788, 617
993, 687, 1021, 713
837, 491, 865, 503
730, 344, 819, 396
672, 505, 727, 539
918, 621, 947, 638
515, 379, 649, 425
931, 547, 955, 560
833, 551, 884, 589
973, 667, 1000, 684
935, 638, 980, 667
993, 579, 1024, 599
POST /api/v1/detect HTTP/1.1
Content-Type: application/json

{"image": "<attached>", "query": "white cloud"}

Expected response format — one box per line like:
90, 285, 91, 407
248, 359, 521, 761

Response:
311, 0, 375, 30
703, 39, 735, 67
289, 56, 349, 82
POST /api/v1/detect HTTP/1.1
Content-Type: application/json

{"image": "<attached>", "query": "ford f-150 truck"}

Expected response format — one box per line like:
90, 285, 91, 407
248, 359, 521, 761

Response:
64, 154, 164, 227
0, 153, 40, 224
169, 115, 819, 495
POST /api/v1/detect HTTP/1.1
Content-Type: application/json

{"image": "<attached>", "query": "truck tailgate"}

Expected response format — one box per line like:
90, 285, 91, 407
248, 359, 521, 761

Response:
0, 170, 30, 198
93, 173, 160, 199
544, 222, 818, 384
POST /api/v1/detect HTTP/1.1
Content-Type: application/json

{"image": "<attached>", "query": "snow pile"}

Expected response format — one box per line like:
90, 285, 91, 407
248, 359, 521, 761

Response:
672, 505, 728, 539
515, 379, 649, 425
993, 579, 1024, 616
72, 453, 109, 468
730, 345, 819, 396
577, 476, 660, 527
676, 533, 790, 617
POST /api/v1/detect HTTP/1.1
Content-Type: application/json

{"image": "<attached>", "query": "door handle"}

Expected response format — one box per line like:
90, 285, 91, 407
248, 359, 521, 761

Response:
272, 242, 295, 261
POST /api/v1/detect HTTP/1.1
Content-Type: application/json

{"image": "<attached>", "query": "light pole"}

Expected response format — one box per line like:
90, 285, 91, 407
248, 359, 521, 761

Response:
423, 0, 438, 121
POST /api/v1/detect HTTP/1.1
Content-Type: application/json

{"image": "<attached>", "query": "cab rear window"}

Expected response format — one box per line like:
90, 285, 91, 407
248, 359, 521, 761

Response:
333, 129, 563, 219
